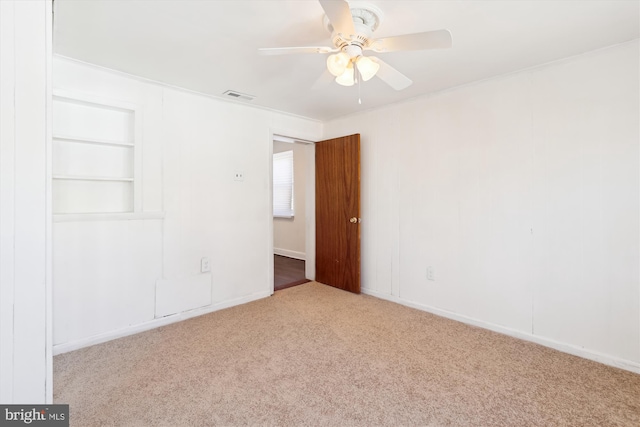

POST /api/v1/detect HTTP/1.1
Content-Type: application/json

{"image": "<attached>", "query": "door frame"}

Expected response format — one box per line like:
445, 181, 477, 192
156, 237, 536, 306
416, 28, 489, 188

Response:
268, 128, 319, 295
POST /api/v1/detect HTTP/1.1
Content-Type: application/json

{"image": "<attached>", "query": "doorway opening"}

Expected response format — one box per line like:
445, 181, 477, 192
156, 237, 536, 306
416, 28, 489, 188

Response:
270, 133, 316, 292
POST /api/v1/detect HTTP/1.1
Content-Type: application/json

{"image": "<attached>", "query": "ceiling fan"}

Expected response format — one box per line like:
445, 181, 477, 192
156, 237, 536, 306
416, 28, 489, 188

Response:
259, 0, 452, 91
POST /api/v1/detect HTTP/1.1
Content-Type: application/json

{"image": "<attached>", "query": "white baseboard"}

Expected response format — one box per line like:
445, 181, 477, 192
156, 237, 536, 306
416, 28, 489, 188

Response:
53, 290, 271, 355
54, 284, 640, 375
274, 248, 305, 260
361, 287, 640, 375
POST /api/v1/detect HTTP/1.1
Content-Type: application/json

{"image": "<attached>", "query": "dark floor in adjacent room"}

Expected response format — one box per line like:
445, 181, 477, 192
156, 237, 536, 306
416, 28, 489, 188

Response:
274, 254, 308, 291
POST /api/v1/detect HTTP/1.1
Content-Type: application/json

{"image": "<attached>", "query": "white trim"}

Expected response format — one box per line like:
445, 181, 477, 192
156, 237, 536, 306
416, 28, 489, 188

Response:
0, 0, 17, 402
45, 0, 53, 403
362, 288, 640, 375
53, 88, 140, 113
273, 134, 315, 145
269, 127, 320, 294
53, 175, 134, 182
133, 99, 143, 213
274, 248, 306, 260
267, 129, 275, 295
53, 290, 271, 355
0, 0, 50, 402
270, 128, 320, 146
305, 140, 316, 281
53, 212, 165, 222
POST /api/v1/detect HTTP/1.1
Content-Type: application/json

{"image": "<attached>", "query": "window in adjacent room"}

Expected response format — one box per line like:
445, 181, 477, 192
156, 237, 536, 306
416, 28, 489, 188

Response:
273, 150, 294, 218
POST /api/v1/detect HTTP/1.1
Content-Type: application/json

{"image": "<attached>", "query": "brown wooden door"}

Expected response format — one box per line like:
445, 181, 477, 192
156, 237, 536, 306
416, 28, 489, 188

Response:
315, 134, 361, 293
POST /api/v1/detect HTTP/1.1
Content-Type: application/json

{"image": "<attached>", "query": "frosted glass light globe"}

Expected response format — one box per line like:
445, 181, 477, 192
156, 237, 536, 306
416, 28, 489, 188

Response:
326, 52, 350, 77
356, 56, 380, 81
335, 64, 355, 86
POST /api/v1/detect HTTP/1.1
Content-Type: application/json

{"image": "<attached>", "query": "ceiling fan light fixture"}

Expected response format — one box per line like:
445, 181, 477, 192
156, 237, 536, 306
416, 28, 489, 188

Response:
260, 1, 452, 92
335, 63, 355, 86
326, 52, 350, 77
356, 56, 380, 81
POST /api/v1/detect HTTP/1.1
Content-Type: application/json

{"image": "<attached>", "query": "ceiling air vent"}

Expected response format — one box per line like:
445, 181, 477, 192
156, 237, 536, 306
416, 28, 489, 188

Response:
222, 90, 255, 101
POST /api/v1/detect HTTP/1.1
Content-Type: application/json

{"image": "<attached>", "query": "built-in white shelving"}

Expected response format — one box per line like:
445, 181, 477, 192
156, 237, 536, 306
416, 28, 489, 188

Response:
53, 92, 139, 214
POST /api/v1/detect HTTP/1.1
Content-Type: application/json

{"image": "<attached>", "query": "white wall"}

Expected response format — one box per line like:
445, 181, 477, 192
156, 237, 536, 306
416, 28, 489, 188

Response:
161, 88, 321, 303
50, 39, 639, 373
52, 58, 165, 349
52, 57, 322, 352
273, 140, 308, 259
324, 41, 640, 371
0, 0, 52, 403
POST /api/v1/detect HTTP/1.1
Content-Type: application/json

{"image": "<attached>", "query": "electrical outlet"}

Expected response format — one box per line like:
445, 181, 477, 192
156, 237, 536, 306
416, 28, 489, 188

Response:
201, 257, 211, 273
427, 266, 435, 281
234, 171, 244, 181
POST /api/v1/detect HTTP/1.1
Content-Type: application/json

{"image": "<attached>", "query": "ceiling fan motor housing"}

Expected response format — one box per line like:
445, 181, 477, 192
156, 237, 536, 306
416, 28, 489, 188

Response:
324, 3, 383, 54
343, 43, 363, 58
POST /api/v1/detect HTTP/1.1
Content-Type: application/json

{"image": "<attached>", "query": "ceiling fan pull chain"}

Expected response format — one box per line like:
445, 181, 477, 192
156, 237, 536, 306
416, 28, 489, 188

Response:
357, 64, 362, 105
354, 61, 359, 84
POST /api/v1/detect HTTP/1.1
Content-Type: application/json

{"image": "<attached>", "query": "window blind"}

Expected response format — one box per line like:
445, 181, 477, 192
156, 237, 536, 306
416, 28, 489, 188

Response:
273, 150, 294, 218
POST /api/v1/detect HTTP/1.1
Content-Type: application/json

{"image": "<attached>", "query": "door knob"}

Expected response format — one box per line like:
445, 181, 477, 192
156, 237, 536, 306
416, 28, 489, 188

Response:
350, 217, 357, 223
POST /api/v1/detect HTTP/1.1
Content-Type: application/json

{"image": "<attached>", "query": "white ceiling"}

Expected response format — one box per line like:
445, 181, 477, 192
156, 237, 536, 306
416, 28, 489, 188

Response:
54, 0, 639, 121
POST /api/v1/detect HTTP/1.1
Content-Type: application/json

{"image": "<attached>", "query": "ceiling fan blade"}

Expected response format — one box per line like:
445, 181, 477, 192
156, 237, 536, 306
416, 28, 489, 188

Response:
258, 46, 336, 56
319, 0, 355, 37
368, 29, 452, 53
370, 57, 412, 91
311, 70, 335, 91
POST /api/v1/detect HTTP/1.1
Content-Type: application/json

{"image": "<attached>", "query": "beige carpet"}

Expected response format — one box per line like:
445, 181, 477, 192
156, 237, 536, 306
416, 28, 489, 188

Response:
54, 282, 640, 426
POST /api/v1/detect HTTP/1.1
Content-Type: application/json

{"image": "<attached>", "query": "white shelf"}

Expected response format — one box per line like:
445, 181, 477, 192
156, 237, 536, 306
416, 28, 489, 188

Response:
53, 134, 134, 148
53, 175, 134, 182
54, 212, 165, 223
